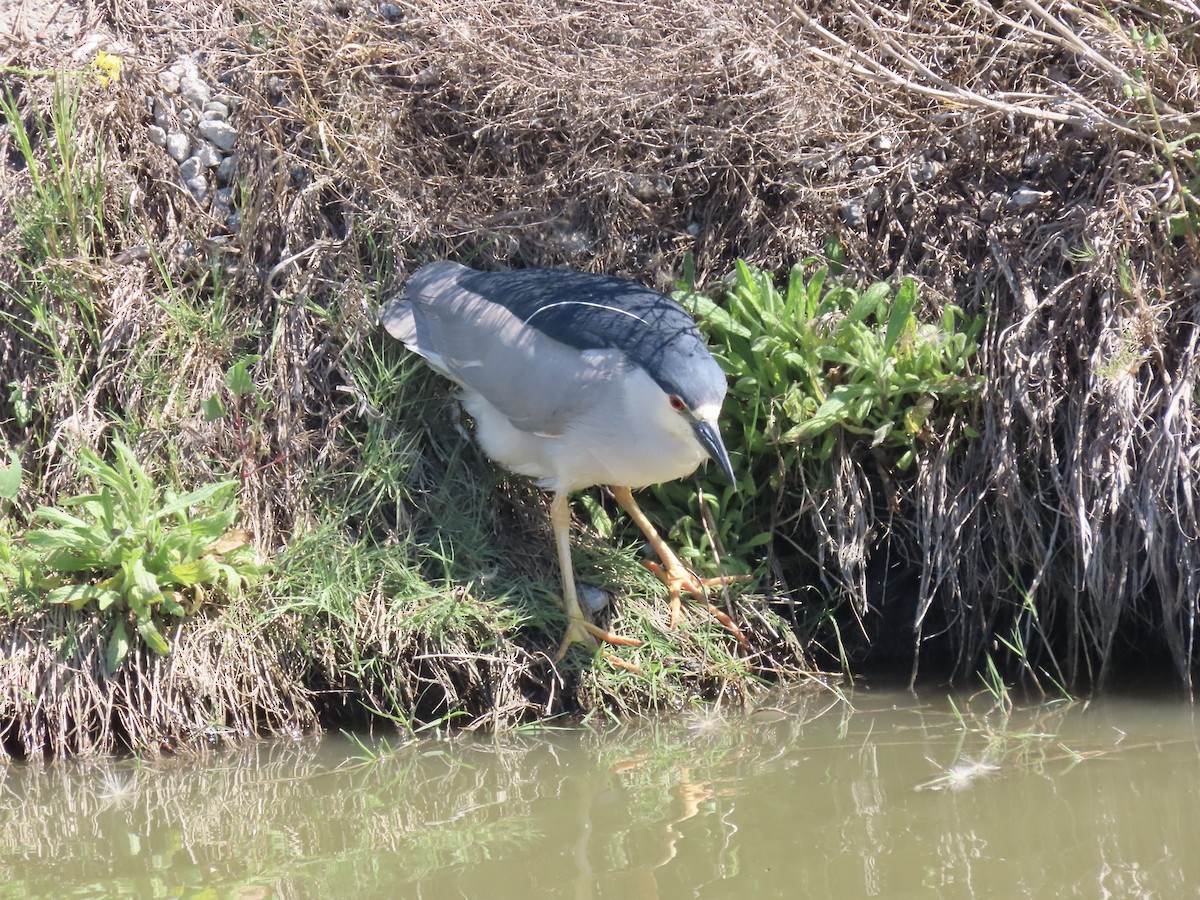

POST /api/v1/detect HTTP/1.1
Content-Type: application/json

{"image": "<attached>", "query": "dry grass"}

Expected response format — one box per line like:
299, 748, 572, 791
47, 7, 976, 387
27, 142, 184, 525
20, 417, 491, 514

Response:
0, 606, 316, 756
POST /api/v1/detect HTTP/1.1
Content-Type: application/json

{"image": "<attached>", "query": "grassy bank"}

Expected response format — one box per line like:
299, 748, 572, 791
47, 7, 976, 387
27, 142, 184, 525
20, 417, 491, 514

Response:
2, 0, 1198, 754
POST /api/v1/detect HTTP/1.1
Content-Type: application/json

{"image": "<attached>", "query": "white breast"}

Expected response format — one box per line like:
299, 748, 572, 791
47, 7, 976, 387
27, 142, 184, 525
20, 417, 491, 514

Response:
463, 366, 707, 493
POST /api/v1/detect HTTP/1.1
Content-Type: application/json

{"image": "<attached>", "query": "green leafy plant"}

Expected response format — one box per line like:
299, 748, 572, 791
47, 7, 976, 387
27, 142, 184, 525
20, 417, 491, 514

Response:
691, 257, 981, 466
13, 439, 264, 669
642, 255, 982, 575
202, 353, 266, 422
0, 450, 20, 504
202, 354, 289, 481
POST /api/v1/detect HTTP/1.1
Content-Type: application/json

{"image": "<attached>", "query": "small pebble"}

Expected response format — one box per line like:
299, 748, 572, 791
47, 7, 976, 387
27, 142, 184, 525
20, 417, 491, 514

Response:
213, 187, 234, 218
202, 101, 228, 121
1022, 150, 1054, 172
578, 584, 609, 615
840, 199, 866, 227
147, 125, 167, 147
912, 158, 941, 183
193, 141, 222, 168
153, 96, 173, 128
157, 70, 180, 94
198, 119, 238, 151
179, 156, 202, 182
180, 75, 211, 109
165, 132, 190, 162
379, 2, 401, 18
185, 175, 210, 202
225, 212, 242, 233
216, 154, 239, 184
872, 133, 896, 151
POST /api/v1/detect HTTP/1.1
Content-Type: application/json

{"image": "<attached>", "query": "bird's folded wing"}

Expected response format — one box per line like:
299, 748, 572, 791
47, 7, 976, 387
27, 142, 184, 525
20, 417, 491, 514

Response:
384, 263, 628, 437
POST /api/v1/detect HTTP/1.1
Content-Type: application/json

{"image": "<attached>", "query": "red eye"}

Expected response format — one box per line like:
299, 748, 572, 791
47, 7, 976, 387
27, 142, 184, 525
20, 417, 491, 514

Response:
668, 395, 685, 412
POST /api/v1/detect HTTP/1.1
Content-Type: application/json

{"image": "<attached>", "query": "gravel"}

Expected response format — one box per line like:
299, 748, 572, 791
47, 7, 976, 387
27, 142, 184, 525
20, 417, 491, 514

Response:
147, 55, 242, 228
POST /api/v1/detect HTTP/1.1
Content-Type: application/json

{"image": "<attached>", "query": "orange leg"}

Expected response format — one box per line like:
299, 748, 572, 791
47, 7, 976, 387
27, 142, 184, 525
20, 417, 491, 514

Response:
550, 491, 642, 661
610, 486, 749, 648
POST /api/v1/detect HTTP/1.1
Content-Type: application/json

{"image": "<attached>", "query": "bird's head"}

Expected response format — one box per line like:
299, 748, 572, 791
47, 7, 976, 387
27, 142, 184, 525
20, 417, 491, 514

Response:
650, 343, 736, 487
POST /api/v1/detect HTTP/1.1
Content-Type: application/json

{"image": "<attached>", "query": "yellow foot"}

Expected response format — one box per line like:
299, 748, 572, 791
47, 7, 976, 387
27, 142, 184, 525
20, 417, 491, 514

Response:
553, 616, 642, 663
641, 560, 752, 649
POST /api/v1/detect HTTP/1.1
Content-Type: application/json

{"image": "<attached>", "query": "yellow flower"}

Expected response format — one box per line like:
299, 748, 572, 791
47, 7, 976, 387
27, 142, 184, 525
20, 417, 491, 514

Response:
92, 50, 123, 86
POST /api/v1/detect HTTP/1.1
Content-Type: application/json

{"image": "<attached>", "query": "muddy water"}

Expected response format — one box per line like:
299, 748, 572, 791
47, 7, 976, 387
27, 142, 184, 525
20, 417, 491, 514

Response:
1, 689, 1197, 898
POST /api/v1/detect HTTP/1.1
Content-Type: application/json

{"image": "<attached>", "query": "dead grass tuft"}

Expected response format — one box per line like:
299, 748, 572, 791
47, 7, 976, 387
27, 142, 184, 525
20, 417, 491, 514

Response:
0, 606, 316, 757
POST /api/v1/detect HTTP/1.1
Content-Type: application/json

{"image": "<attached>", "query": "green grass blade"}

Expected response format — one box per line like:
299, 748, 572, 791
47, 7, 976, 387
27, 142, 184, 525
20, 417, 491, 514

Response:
884, 278, 917, 351
151, 480, 237, 521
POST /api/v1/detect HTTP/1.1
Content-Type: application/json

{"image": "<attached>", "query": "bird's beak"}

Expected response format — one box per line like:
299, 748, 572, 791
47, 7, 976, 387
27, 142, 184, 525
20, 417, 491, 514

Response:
692, 420, 736, 487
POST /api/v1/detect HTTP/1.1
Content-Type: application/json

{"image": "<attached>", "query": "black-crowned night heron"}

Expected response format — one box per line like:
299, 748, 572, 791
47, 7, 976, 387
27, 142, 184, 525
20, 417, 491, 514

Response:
383, 261, 745, 659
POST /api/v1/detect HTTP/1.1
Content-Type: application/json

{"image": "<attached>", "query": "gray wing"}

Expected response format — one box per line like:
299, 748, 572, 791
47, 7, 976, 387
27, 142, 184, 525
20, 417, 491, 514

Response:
382, 261, 628, 436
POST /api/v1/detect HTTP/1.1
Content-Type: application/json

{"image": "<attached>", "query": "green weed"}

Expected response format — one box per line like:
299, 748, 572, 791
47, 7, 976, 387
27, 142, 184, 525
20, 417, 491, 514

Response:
5, 439, 264, 669
696, 256, 981, 465
646, 256, 982, 575
993, 574, 1071, 700
0, 451, 20, 504
0, 76, 108, 459
0, 78, 106, 262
